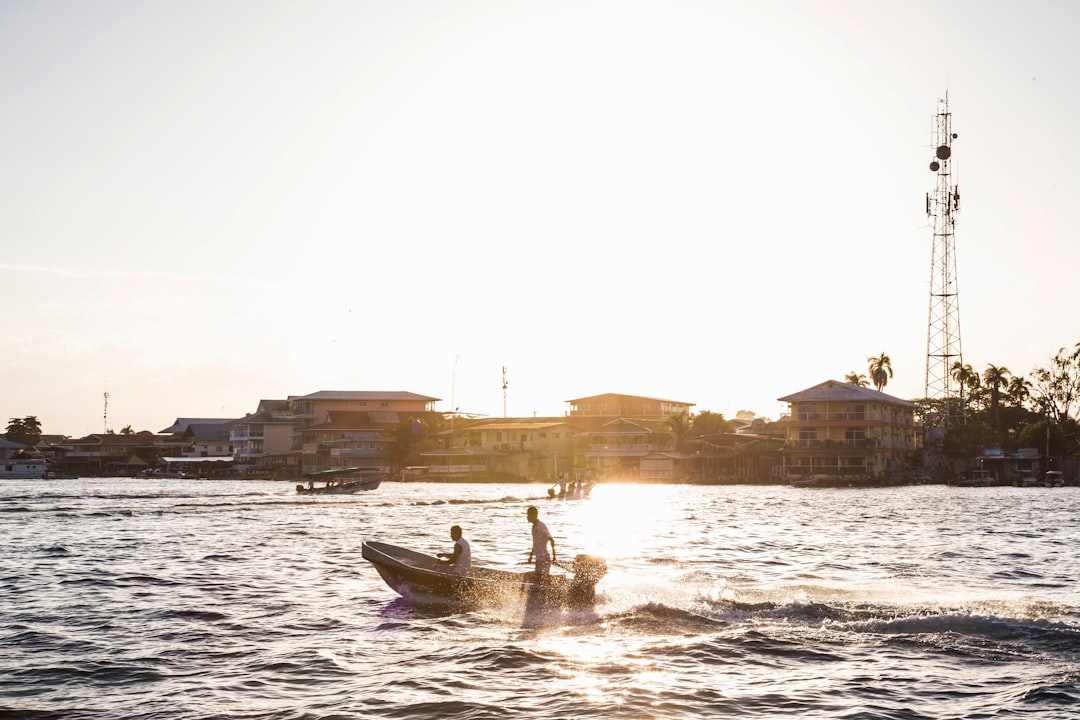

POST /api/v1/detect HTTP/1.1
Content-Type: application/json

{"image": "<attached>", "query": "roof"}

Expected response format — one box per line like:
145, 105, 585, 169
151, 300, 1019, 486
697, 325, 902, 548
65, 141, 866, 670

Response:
229, 402, 294, 425
288, 390, 440, 403
61, 433, 159, 447
159, 418, 233, 433
181, 424, 232, 442
777, 380, 915, 407
447, 418, 583, 432
565, 392, 694, 406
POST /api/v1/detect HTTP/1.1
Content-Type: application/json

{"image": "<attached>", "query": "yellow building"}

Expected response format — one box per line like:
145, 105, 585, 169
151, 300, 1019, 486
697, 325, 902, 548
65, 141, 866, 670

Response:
777, 380, 916, 484
424, 418, 582, 482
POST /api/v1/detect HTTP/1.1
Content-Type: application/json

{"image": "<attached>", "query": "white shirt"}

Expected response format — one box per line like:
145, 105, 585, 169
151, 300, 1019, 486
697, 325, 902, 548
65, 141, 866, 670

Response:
531, 519, 552, 563
450, 537, 471, 576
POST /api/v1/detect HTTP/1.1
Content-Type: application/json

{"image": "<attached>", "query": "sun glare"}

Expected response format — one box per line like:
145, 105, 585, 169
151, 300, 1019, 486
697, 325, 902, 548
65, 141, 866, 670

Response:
564, 484, 689, 566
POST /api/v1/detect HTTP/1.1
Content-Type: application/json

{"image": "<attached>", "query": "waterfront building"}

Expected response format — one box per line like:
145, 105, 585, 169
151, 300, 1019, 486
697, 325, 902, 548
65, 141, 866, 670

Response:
566, 393, 694, 421
287, 391, 440, 474
228, 400, 294, 477
777, 380, 917, 484
423, 418, 583, 482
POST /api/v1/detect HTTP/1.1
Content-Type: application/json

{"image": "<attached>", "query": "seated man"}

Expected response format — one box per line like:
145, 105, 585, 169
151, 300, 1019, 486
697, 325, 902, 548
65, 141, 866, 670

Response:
436, 525, 471, 576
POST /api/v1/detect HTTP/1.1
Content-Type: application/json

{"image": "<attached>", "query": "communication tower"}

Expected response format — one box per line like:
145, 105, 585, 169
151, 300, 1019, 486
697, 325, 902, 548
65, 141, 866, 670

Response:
923, 93, 964, 437
501, 365, 508, 418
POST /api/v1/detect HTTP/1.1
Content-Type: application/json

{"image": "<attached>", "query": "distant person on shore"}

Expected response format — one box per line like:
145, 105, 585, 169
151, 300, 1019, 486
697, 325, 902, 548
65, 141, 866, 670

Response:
436, 525, 471, 576
526, 506, 555, 581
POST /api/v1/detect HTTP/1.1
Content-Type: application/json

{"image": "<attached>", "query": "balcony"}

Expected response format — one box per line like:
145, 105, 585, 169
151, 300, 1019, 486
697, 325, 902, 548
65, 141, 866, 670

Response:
827, 412, 867, 421
789, 439, 873, 449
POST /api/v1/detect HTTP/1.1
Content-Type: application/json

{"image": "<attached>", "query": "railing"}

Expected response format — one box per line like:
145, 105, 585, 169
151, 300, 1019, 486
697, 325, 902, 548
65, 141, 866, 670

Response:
784, 464, 868, 475
585, 443, 665, 452
790, 439, 868, 448
827, 412, 867, 421
789, 439, 902, 449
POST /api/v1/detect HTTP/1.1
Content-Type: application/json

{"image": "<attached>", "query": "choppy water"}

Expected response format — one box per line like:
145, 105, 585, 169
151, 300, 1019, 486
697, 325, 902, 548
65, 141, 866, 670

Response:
2, 479, 1078, 719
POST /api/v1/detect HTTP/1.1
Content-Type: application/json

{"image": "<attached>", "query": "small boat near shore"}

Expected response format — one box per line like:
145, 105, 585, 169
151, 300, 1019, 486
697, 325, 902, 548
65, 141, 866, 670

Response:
0, 459, 52, 479
296, 468, 383, 495
361, 540, 607, 611
1041, 470, 1065, 487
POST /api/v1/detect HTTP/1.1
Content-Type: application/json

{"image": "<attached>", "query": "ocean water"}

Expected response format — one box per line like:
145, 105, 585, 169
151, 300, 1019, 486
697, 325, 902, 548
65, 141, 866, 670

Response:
2, 479, 1078, 719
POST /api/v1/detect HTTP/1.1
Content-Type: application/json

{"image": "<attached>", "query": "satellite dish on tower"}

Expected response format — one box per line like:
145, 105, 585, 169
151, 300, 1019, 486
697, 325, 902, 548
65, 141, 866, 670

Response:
929, 161, 940, 172
936, 145, 951, 160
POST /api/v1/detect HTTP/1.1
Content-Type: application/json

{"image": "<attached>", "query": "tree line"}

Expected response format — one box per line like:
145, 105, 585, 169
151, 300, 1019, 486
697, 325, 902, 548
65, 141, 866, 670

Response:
846, 345, 1080, 457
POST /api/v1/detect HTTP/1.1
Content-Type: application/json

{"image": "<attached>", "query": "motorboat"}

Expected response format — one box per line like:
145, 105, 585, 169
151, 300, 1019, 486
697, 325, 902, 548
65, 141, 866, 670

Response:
296, 468, 383, 495
361, 540, 607, 610
1042, 471, 1065, 488
0, 458, 51, 479
546, 481, 597, 500
787, 476, 818, 487
956, 469, 994, 487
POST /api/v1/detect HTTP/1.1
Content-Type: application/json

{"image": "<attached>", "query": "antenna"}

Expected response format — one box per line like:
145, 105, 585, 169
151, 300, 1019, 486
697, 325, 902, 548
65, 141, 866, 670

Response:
502, 366, 508, 418
450, 355, 459, 429
103, 391, 109, 434
923, 92, 965, 439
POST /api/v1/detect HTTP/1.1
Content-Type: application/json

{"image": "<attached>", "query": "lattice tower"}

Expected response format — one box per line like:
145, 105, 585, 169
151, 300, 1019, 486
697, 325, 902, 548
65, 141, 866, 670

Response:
923, 94, 965, 436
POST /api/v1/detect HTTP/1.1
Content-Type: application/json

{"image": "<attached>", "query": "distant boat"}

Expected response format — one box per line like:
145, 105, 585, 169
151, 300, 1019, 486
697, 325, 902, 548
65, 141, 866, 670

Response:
787, 476, 818, 487
296, 467, 383, 495
956, 469, 994, 487
0, 459, 51, 479
546, 482, 597, 500
1041, 471, 1064, 488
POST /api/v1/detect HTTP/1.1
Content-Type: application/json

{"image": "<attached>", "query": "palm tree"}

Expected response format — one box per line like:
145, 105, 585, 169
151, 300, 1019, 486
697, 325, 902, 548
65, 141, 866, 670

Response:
665, 411, 691, 452
867, 353, 893, 392
983, 364, 1011, 432
951, 361, 979, 415
1006, 374, 1032, 408
845, 372, 869, 387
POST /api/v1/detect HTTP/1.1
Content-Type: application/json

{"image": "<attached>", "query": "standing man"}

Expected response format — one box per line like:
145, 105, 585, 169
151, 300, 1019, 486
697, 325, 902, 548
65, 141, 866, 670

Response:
436, 525, 471, 576
526, 506, 555, 581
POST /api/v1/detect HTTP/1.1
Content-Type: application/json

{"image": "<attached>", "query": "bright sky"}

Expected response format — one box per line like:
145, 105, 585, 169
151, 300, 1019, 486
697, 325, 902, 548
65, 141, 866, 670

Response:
4, 0, 1080, 437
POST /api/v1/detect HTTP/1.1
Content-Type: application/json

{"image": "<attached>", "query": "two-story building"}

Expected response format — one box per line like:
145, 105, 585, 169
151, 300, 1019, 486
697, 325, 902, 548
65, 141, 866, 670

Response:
566, 393, 694, 421
422, 418, 583, 482
575, 417, 686, 482
51, 432, 161, 476
287, 391, 441, 474
566, 393, 696, 481
777, 380, 917, 484
228, 400, 295, 477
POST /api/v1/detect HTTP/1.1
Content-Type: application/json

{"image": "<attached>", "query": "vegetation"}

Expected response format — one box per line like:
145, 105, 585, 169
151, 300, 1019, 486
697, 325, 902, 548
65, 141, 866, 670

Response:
665, 411, 691, 451
689, 411, 733, 436
916, 344, 1080, 461
844, 372, 869, 387
867, 353, 893, 392
5, 416, 42, 447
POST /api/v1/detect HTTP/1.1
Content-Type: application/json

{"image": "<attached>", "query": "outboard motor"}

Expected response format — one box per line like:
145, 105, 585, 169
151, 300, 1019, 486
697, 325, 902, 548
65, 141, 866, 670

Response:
567, 554, 607, 608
